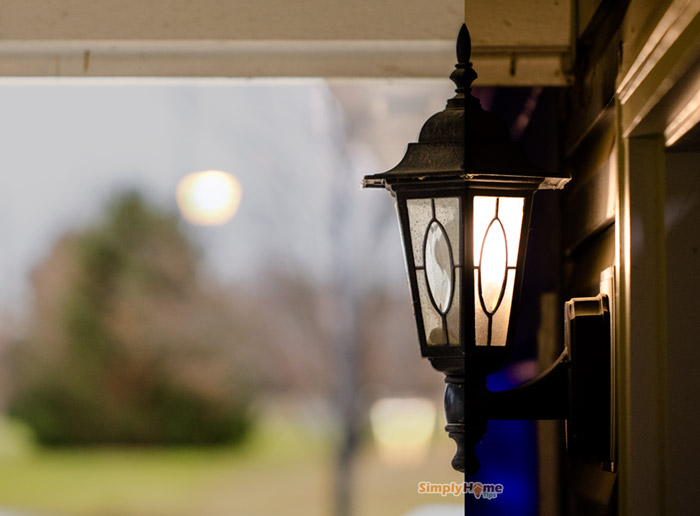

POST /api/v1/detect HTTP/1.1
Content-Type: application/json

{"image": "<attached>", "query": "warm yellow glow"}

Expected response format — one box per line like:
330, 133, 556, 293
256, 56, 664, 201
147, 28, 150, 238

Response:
474, 197, 524, 267
176, 170, 242, 225
473, 196, 524, 346
370, 397, 436, 466
473, 197, 495, 264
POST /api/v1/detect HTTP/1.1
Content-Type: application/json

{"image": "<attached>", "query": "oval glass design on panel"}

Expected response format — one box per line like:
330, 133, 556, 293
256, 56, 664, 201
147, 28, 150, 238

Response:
424, 221, 453, 314
478, 219, 508, 314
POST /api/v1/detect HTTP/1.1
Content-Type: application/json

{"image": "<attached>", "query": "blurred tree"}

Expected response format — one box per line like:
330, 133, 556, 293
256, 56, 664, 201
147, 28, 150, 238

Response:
9, 191, 252, 446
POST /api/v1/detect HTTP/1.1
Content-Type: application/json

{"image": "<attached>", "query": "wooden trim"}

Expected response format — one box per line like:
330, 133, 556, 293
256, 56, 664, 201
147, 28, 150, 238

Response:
0, 39, 571, 84
616, 0, 700, 139
616, 132, 668, 516
664, 86, 700, 145
617, 0, 700, 104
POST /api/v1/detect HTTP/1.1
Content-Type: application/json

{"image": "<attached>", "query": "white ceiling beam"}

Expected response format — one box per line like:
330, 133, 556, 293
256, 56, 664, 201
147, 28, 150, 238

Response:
0, 0, 572, 85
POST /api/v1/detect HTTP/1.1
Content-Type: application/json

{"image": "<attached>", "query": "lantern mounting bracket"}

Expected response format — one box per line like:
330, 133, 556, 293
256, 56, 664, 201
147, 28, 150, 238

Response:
454, 293, 614, 476
482, 349, 570, 421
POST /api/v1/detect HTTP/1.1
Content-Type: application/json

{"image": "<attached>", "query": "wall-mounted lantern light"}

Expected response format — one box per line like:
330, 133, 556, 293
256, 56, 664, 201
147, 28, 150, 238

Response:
363, 24, 614, 475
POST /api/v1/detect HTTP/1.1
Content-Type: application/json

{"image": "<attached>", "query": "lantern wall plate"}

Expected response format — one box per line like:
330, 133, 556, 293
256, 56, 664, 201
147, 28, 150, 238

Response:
475, 294, 614, 469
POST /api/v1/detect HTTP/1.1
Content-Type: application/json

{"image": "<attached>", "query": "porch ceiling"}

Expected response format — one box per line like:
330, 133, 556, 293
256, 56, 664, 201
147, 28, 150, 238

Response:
0, 0, 572, 85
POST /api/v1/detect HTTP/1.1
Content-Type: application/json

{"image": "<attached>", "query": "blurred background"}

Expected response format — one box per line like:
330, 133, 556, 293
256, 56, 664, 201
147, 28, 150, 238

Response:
0, 78, 465, 516
0, 78, 556, 516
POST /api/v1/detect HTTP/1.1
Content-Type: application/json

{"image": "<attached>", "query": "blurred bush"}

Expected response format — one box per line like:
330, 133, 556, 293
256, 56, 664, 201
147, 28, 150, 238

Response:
9, 192, 253, 446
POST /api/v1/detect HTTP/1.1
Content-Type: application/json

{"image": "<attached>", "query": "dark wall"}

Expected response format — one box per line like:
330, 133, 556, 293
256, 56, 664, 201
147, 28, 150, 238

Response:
559, 1, 632, 514
664, 150, 700, 516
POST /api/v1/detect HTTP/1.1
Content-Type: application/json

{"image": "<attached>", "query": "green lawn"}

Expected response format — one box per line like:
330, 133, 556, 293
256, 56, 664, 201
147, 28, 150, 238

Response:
0, 415, 461, 516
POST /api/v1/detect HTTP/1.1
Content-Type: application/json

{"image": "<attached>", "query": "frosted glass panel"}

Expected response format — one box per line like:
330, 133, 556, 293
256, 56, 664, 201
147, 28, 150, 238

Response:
474, 270, 489, 347
417, 273, 445, 346
407, 197, 462, 348
425, 221, 453, 314
498, 197, 525, 267
446, 272, 461, 346
407, 199, 432, 267
473, 196, 524, 347
490, 270, 515, 347
434, 197, 461, 265
479, 218, 508, 313
473, 196, 497, 263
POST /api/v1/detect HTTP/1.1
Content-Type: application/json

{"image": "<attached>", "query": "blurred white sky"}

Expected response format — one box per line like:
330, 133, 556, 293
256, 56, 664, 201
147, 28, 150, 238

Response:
0, 78, 453, 324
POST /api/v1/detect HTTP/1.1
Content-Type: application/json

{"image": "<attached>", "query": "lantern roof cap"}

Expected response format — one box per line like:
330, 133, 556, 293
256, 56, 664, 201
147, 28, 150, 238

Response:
363, 24, 570, 191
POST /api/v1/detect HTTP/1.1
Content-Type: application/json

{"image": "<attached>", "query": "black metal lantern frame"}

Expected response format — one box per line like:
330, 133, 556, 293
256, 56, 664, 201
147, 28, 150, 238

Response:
391, 180, 540, 375
364, 24, 614, 476
364, 24, 568, 378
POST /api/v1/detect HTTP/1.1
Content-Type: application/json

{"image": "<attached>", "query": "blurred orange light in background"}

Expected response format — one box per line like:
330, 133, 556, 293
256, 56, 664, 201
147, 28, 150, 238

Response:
176, 170, 242, 225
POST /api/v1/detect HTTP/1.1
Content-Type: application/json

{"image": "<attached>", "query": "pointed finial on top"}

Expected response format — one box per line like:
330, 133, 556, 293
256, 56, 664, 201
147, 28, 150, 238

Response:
448, 23, 477, 102
457, 23, 471, 64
